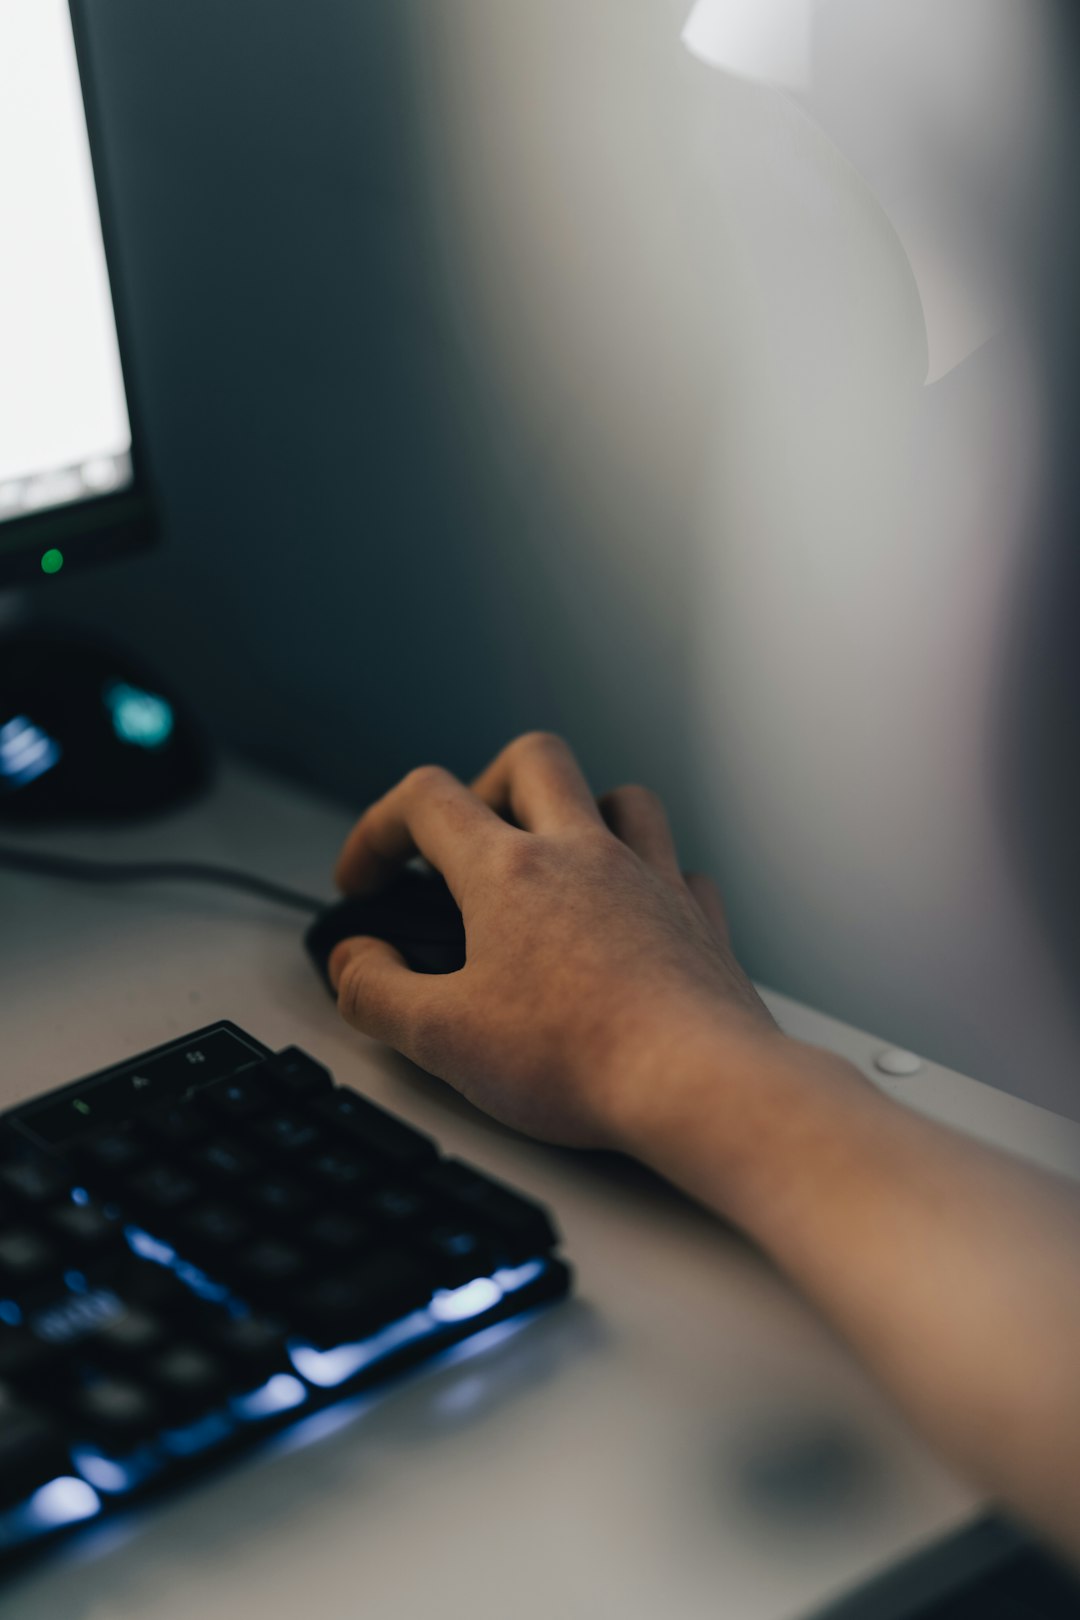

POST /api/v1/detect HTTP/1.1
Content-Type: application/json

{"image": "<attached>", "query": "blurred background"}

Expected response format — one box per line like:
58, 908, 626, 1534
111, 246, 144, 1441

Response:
47, 0, 1080, 1117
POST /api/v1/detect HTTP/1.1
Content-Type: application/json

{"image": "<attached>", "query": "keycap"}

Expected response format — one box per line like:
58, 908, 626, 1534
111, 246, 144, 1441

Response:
178, 1202, 252, 1253
210, 1315, 290, 1385
141, 1100, 208, 1150
315, 1089, 437, 1169
0, 1324, 49, 1387
0, 1159, 67, 1206
262, 1049, 333, 1099
90, 1253, 201, 1327
250, 1177, 313, 1221
94, 1305, 168, 1360
48, 1202, 117, 1250
252, 1112, 322, 1157
305, 1212, 371, 1257
303, 1149, 375, 1200
147, 1345, 229, 1418
0, 1226, 58, 1283
77, 1125, 145, 1174
366, 1186, 432, 1228
192, 1138, 260, 1184
232, 1239, 306, 1288
125, 1163, 200, 1213
290, 1250, 433, 1345
199, 1075, 269, 1123
418, 1224, 495, 1288
28, 1284, 127, 1351
70, 1377, 161, 1450
420, 1162, 557, 1262
0, 1383, 73, 1511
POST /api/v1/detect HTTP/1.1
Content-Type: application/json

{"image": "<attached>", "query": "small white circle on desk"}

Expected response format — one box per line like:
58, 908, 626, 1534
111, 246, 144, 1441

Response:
874, 1048, 924, 1077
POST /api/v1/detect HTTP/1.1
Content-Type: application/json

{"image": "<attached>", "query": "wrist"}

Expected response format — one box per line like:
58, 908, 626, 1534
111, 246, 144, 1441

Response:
604, 1011, 879, 1228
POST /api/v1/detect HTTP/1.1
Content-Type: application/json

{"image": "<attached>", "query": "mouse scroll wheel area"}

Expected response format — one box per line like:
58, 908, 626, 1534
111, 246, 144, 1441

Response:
358, 901, 463, 945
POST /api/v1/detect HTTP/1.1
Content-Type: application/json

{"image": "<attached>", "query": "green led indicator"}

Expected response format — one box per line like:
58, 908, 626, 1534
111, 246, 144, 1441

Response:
40, 548, 64, 576
72, 1099, 91, 1117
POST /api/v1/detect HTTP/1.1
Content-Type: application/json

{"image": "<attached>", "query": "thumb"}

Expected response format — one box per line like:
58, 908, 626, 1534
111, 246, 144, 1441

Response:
330, 935, 447, 1059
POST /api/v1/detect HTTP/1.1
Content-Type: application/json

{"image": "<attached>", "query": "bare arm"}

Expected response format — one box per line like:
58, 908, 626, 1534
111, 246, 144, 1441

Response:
330, 732, 1080, 1561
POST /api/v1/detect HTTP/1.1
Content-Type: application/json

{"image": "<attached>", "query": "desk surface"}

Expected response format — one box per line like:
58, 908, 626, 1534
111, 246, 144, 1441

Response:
2, 764, 1078, 1620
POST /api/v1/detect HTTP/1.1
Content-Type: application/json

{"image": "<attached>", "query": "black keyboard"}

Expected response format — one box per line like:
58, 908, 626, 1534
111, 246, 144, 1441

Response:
0, 1023, 570, 1568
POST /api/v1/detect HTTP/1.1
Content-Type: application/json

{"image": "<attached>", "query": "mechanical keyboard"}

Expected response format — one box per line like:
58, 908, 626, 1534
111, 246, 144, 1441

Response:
0, 1022, 570, 1568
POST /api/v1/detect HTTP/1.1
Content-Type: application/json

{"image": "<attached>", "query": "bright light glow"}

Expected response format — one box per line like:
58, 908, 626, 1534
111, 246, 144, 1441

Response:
34, 1286, 122, 1347
430, 1277, 502, 1323
493, 1259, 547, 1293
71, 1445, 156, 1497
124, 1225, 176, 1267
124, 1226, 240, 1313
290, 1308, 436, 1390
682, 0, 815, 89
290, 1261, 549, 1390
71, 1450, 131, 1495
0, 716, 62, 788
103, 683, 175, 751
26, 1477, 101, 1530
70, 1186, 91, 1206
0, 1299, 23, 1326
0, 0, 133, 498
233, 1375, 307, 1421
172, 1260, 230, 1306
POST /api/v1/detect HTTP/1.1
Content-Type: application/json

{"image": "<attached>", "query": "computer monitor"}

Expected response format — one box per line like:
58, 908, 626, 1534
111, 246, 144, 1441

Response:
0, 0, 154, 590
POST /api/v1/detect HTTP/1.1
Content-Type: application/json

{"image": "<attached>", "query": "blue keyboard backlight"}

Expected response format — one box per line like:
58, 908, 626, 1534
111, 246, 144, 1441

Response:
233, 1374, 308, 1421
26, 1478, 101, 1531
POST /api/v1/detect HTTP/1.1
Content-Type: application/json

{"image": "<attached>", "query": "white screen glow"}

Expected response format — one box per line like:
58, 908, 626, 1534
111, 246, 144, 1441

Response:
0, 0, 133, 521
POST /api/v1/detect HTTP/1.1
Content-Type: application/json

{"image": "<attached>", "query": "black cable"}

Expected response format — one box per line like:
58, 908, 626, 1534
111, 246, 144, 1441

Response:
0, 843, 326, 916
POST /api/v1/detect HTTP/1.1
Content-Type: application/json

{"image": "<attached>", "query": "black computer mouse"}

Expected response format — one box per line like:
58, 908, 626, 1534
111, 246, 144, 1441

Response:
305, 867, 467, 995
0, 626, 210, 825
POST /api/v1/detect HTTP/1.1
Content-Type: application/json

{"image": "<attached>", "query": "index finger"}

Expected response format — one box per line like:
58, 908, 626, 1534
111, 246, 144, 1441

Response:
470, 731, 602, 833
334, 764, 506, 901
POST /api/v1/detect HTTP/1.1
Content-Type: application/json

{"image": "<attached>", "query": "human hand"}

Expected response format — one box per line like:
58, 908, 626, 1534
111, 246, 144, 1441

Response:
330, 733, 782, 1150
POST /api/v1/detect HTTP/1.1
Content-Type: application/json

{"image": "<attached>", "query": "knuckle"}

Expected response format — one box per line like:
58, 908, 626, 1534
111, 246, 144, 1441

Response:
513, 730, 569, 760
401, 763, 451, 797
613, 782, 665, 817
488, 830, 548, 884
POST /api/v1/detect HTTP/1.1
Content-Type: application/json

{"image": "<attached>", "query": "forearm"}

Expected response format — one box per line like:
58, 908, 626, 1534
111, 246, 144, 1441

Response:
329, 734, 1080, 1553
614, 1024, 1080, 1558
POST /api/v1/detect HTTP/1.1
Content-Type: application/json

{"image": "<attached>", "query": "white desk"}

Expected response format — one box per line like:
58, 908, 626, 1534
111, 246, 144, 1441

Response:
2, 764, 1078, 1620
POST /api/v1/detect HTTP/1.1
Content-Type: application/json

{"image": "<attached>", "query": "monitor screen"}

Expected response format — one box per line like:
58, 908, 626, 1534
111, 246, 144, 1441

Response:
0, 0, 151, 584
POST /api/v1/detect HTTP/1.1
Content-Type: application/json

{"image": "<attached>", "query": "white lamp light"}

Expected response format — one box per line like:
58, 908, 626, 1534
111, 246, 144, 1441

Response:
681, 0, 816, 90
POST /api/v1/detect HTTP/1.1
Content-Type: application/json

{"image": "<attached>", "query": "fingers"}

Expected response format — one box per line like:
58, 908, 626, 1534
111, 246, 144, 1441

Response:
335, 764, 506, 901
599, 784, 682, 884
471, 732, 603, 834
684, 870, 731, 942
330, 935, 452, 1061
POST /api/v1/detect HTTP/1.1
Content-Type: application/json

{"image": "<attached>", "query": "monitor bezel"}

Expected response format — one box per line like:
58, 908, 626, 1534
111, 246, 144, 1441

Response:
0, 0, 157, 590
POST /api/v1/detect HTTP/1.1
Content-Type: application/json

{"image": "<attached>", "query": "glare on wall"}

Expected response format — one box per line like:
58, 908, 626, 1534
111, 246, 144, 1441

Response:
682, 0, 815, 89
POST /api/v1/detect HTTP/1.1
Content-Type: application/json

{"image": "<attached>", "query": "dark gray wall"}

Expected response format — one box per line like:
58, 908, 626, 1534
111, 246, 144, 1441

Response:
53, 0, 676, 810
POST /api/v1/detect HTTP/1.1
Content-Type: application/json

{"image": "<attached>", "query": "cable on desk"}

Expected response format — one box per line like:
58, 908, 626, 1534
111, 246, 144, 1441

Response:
0, 844, 326, 915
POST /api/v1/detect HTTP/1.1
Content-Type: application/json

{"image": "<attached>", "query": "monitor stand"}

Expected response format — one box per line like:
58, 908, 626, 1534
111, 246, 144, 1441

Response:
0, 608, 211, 825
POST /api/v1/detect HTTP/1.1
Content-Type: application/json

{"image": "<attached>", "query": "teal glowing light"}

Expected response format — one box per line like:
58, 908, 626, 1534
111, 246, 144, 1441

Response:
103, 682, 174, 750
40, 548, 64, 575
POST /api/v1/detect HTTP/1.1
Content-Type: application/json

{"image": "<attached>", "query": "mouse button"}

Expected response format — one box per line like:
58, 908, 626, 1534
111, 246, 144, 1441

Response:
398, 940, 466, 975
